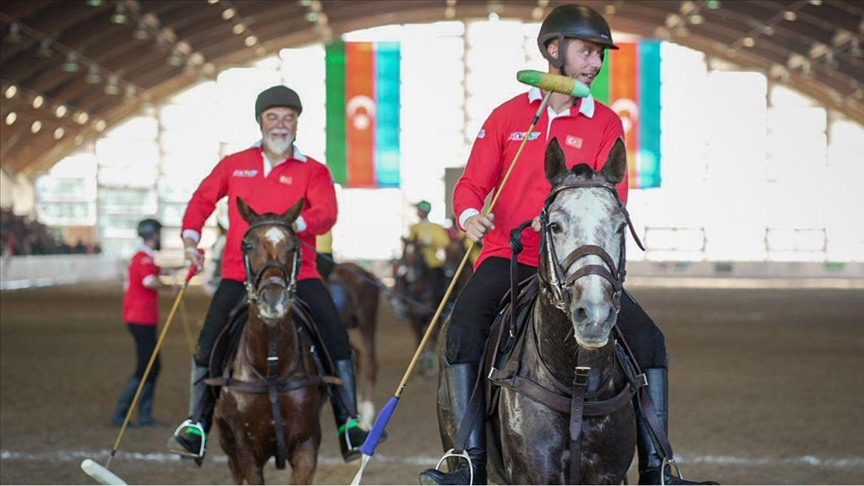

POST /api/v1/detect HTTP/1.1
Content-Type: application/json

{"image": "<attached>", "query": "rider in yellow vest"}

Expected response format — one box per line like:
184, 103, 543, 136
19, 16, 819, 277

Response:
408, 200, 451, 303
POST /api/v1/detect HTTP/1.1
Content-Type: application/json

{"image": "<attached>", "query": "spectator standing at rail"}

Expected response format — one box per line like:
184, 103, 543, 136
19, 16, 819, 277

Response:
419, 4, 717, 485
110, 218, 173, 427
167, 85, 377, 464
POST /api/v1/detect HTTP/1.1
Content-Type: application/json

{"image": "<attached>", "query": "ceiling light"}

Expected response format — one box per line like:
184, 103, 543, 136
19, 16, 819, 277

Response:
706, 0, 721, 9
5, 112, 16, 125
604, 5, 616, 16
208, 0, 219, 4
31, 120, 42, 134
62, 53, 80, 73
743, 37, 755, 47
530, 7, 543, 20
76, 112, 89, 124
4, 85, 17, 99
53, 127, 65, 139
94, 120, 107, 132
690, 14, 704, 25
784, 11, 797, 21
86, 0, 104, 6
809, 0, 821, 4
222, 8, 236, 20
55, 105, 67, 117
244, 35, 258, 47
104, 76, 120, 95
36, 39, 53, 58
32, 95, 44, 109
232, 23, 246, 35
5, 23, 23, 43
133, 22, 150, 40
305, 11, 318, 22
111, 5, 128, 24
86, 65, 102, 84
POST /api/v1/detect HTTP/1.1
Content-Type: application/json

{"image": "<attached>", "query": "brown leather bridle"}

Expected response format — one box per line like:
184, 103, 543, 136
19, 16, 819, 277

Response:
240, 219, 301, 310
539, 179, 645, 313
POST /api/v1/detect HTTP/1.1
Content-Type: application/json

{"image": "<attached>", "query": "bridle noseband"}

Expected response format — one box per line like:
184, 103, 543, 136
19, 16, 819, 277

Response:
540, 179, 644, 313
241, 220, 301, 308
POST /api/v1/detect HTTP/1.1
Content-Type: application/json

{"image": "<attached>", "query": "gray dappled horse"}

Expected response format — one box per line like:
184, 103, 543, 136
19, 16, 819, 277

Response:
434, 138, 638, 484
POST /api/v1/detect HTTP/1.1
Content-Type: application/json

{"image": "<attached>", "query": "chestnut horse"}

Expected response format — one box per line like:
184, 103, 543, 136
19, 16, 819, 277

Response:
213, 197, 325, 484
327, 262, 380, 423
434, 138, 641, 484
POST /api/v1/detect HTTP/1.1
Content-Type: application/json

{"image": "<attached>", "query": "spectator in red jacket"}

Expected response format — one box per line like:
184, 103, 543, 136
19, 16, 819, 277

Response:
111, 218, 173, 427
167, 85, 377, 464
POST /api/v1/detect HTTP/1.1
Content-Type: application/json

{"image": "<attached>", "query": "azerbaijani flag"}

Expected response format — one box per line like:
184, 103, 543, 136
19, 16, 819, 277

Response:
591, 40, 662, 189
325, 41, 401, 188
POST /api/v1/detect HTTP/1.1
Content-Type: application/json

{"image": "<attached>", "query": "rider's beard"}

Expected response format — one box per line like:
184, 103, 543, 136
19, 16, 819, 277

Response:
263, 129, 295, 158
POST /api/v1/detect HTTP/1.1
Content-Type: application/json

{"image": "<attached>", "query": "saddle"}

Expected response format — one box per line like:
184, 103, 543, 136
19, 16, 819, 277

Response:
206, 295, 341, 395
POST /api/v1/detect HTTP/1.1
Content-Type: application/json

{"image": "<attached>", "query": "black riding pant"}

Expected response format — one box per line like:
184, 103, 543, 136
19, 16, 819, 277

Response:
445, 257, 667, 370
194, 278, 352, 368
127, 323, 160, 383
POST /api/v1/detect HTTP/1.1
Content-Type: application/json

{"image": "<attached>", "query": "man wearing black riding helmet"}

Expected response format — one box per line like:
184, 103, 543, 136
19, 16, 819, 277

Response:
420, 5, 717, 485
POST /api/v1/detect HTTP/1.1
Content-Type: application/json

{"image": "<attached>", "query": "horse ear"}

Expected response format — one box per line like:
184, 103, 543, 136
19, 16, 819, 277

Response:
282, 199, 305, 223
235, 196, 260, 224
599, 138, 627, 184
545, 137, 568, 185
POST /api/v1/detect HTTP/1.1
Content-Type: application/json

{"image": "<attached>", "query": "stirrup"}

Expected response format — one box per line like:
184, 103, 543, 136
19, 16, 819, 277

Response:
661, 457, 684, 486
171, 419, 206, 458
433, 448, 475, 486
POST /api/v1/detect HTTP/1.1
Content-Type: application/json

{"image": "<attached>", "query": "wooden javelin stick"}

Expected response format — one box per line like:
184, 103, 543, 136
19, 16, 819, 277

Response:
394, 90, 553, 398
352, 92, 555, 486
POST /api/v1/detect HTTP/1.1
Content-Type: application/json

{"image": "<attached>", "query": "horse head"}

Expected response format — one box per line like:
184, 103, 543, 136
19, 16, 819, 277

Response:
397, 236, 426, 284
236, 196, 304, 325
539, 137, 629, 349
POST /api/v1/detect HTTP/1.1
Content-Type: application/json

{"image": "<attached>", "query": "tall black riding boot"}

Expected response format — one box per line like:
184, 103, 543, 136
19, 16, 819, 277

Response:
138, 380, 160, 426
332, 359, 379, 462
167, 364, 213, 464
110, 377, 141, 427
419, 362, 487, 485
638, 368, 718, 485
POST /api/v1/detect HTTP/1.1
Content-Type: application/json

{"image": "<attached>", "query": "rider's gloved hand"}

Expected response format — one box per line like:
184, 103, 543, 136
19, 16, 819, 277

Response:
183, 238, 205, 274
464, 213, 495, 242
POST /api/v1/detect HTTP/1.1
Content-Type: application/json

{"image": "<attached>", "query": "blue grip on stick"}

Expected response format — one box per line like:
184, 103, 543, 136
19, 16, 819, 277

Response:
360, 396, 399, 456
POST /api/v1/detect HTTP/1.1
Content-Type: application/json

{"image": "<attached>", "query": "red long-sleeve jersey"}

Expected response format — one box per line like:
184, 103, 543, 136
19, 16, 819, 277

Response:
454, 88, 627, 269
182, 145, 337, 282
123, 245, 160, 325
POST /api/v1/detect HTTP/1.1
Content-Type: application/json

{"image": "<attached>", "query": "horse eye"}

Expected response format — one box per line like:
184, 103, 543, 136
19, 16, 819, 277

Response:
548, 222, 563, 234
242, 240, 255, 251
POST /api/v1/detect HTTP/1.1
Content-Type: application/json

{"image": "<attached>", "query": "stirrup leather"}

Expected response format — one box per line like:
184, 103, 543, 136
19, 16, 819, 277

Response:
172, 419, 207, 457
432, 448, 476, 486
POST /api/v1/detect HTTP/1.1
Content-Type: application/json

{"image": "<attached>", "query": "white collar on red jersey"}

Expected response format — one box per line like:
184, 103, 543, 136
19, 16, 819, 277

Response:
528, 86, 595, 118
136, 242, 155, 258
251, 140, 309, 163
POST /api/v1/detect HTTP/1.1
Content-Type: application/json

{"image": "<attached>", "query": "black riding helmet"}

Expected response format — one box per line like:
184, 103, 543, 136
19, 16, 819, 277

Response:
537, 4, 618, 69
137, 218, 162, 240
254, 85, 303, 121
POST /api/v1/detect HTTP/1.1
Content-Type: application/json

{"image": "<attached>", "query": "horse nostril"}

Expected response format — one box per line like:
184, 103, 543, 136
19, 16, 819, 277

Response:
575, 306, 588, 323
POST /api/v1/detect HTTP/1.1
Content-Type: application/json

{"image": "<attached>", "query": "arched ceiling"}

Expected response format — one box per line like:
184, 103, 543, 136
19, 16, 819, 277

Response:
1, 0, 862, 177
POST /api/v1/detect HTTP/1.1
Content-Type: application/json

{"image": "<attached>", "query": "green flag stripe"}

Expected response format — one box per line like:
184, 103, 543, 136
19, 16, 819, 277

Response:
325, 41, 347, 185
